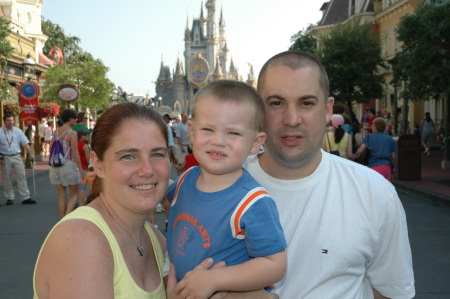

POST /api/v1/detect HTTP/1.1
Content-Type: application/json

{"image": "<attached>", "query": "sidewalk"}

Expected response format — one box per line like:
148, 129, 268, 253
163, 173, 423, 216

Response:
0, 155, 51, 194
1, 151, 449, 204
393, 148, 450, 205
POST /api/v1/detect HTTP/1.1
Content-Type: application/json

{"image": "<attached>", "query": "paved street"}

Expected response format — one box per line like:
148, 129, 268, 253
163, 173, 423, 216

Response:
0, 174, 449, 298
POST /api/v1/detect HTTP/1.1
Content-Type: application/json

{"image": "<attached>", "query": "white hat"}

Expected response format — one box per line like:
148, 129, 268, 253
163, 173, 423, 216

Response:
157, 106, 176, 119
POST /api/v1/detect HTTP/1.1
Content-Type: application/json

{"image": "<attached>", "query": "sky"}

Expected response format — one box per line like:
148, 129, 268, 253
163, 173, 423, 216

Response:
42, 0, 322, 97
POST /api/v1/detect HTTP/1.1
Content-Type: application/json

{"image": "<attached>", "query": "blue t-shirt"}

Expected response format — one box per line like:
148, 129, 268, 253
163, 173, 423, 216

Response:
167, 166, 287, 281
363, 132, 397, 167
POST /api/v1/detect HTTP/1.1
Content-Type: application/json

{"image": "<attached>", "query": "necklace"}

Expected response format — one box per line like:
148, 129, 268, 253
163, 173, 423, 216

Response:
3, 127, 14, 148
104, 204, 145, 257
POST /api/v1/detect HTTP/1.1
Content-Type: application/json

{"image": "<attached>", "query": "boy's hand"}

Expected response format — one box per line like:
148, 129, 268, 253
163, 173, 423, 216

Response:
176, 266, 216, 298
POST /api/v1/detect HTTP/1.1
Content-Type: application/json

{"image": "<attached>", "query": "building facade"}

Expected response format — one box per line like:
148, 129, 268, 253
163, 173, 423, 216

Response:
1, 0, 50, 107
307, 0, 447, 134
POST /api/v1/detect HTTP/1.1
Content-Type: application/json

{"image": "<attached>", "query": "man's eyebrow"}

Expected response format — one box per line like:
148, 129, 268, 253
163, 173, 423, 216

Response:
299, 94, 319, 101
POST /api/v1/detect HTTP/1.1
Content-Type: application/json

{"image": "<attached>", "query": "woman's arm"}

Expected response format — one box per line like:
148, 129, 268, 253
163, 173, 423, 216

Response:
34, 219, 114, 299
353, 143, 367, 160
175, 251, 287, 299
346, 134, 354, 159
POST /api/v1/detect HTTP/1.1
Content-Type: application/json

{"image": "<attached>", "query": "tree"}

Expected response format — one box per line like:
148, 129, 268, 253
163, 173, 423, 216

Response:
289, 29, 317, 55
394, 2, 450, 163
41, 19, 114, 110
318, 20, 385, 117
42, 53, 114, 110
0, 17, 14, 102
42, 18, 81, 58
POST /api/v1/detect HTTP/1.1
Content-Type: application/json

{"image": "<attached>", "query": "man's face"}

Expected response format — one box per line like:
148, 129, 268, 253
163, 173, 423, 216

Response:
181, 113, 188, 123
163, 115, 170, 124
259, 64, 334, 176
4, 117, 14, 129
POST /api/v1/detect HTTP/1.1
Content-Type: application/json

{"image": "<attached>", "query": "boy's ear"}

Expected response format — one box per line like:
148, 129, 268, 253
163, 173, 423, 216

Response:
188, 122, 194, 142
250, 132, 266, 155
90, 151, 105, 179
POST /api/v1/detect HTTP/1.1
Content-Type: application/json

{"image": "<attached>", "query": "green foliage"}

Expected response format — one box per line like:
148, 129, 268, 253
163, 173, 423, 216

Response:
394, 2, 450, 100
0, 17, 14, 102
42, 18, 81, 57
289, 29, 318, 55
318, 20, 385, 109
41, 19, 114, 110
42, 56, 114, 110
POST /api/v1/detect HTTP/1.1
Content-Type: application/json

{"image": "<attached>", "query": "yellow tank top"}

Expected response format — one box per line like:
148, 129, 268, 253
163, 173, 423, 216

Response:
325, 131, 350, 158
33, 207, 167, 299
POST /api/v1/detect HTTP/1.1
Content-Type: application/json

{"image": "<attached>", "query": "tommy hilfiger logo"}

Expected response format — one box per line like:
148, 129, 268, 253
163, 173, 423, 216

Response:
322, 249, 328, 254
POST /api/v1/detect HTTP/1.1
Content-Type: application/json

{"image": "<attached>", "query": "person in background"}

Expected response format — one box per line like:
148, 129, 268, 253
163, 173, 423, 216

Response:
420, 112, 436, 156
77, 129, 90, 206
82, 163, 96, 205
322, 114, 353, 159
174, 113, 189, 175
173, 152, 199, 173
365, 108, 376, 134
354, 117, 398, 181
240, 51, 414, 298
40, 118, 48, 153
49, 109, 84, 217
42, 123, 53, 157
0, 113, 36, 205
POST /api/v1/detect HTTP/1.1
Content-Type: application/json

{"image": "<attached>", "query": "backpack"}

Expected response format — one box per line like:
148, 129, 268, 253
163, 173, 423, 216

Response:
48, 129, 71, 167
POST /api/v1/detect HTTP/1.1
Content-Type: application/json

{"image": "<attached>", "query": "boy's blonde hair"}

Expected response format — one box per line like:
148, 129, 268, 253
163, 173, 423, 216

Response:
191, 80, 265, 132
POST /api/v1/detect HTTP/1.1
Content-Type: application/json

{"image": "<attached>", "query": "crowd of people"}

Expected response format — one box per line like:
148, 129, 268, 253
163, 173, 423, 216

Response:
0, 50, 420, 298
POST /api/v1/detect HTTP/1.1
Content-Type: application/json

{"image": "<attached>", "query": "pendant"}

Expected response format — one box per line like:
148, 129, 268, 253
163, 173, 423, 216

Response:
137, 246, 144, 256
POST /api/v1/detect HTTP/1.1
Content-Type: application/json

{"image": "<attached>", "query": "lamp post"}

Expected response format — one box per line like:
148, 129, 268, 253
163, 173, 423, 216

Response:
158, 96, 162, 110
21, 53, 42, 166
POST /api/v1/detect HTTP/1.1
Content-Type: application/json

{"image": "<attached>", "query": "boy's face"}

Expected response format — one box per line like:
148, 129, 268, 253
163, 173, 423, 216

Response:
189, 95, 266, 177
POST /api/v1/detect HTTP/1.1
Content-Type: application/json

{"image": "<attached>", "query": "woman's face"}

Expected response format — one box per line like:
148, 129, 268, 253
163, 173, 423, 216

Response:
92, 119, 170, 214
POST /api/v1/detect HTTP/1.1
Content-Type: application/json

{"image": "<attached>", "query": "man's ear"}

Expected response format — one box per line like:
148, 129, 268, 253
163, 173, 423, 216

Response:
90, 151, 105, 179
325, 97, 335, 125
250, 132, 266, 155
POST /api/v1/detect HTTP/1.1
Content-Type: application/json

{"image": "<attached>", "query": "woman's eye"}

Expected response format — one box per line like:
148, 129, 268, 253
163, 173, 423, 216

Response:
122, 154, 135, 160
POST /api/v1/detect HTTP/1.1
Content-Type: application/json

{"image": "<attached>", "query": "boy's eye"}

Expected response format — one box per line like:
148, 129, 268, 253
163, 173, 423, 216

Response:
202, 128, 213, 132
228, 131, 240, 136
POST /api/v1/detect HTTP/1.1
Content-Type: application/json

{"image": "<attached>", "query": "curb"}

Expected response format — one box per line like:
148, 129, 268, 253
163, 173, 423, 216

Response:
393, 180, 450, 206
0, 169, 49, 192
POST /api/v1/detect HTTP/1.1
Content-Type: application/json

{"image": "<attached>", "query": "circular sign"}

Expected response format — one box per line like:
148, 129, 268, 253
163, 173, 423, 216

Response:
58, 84, 80, 102
188, 54, 210, 87
19, 82, 39, 100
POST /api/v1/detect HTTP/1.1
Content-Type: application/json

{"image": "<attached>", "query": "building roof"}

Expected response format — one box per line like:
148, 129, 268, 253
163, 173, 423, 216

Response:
319, 0, 349, 26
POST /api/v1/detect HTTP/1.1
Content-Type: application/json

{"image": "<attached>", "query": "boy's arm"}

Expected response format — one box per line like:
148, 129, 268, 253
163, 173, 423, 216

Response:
175, 250, 287, 299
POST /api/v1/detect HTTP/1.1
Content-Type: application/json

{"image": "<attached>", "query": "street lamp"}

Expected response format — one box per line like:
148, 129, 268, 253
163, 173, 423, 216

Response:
23, 53, 36, 81
158, 96, 162, 110
22, 53, 41, 165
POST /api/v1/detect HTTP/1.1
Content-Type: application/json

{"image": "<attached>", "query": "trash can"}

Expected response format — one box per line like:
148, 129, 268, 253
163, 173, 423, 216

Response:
396, 134, 421, 180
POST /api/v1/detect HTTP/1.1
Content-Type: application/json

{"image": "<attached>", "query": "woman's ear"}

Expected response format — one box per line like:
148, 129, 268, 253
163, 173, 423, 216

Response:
90, 151, 105, 179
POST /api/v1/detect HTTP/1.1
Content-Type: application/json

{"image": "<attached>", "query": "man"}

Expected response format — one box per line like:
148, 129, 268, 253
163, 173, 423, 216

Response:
244, 51, 415, 298
366, 108, 376, 134
175, 112, 189, 174
0, 113, 36, 205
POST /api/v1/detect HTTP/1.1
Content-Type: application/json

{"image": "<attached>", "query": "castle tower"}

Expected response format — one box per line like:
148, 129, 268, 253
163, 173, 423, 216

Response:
218, 7, 229, 79
173, 55, 187, 112
228, 57, 239, 81
213, 56, 224, 81
184, 15, 192, 77
246, 63, 256, 88
205, 0, 217, 75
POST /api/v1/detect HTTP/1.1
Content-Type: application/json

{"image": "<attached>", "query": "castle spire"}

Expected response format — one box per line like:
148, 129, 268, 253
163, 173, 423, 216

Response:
213, 56, 224, 81
174, 54, 184, 77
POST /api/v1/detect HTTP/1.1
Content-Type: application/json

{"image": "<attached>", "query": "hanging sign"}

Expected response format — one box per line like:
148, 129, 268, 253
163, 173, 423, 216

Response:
19, 81, 40, 125
57, 84, 79, 102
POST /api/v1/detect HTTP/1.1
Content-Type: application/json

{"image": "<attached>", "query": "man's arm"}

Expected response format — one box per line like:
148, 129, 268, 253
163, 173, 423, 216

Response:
373, 288, 389, 299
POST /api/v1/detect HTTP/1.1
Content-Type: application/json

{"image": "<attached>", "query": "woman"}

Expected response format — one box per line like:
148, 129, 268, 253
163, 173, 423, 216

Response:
354, 117, 397, 181
34, 103, 171, 298
49, 109, 84, 217
420, 112, 436, 156
322, 114, 353, 158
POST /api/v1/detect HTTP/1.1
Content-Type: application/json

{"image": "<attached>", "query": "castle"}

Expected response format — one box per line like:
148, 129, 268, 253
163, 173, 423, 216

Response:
154, 0, 256, 115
